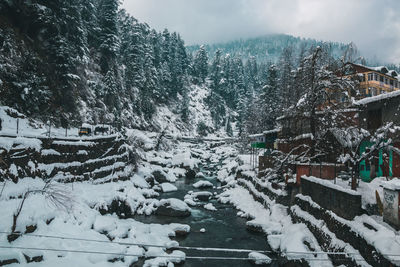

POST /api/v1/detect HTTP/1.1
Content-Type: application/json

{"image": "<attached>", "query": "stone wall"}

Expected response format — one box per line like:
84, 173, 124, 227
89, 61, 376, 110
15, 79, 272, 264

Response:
300, 176, 362, 220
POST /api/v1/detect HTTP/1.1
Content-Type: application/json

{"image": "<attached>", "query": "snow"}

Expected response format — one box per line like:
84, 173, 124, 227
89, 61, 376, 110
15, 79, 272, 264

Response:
0, 174, 191, 266
203, 203, 217, 211
354, 89, 400, 105
248, 252, 272, 265
295, 193, 400, 265
41, 149, 61, 156
0, 136, 42, 152
158, 198, 191, 212
219, 181, 332, 266
192, 180, 213, 188
160, 183, 178, 193
382, 178, 400, 191
302, 176, 361, 196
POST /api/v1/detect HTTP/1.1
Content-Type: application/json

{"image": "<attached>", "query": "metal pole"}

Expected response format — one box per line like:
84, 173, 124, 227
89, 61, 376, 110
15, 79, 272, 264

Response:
16, 118, 19, 135
49, 119, 51, 138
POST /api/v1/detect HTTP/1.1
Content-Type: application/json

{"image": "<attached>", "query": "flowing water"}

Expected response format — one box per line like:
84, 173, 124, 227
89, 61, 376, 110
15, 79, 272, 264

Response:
134, 160, 278, 267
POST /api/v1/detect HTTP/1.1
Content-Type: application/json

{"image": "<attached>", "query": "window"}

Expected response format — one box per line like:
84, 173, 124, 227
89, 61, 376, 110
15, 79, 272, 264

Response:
396, 81, 399, 88
390, 79, 394, 86
385, 78, 389, 85
370, 87, 377, 96
380, 75, 384, 82
374, 73, 378, 81
368, 73, 373, 81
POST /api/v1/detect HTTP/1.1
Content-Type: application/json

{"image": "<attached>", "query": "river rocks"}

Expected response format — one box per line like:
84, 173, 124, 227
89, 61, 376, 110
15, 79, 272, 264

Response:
195, 172, 205, 179
155, 198, 191, 217
169, 223, 191, 236
192, 191, 213, 201
185, 169, 196, 179
152, 170, 169, 183
193, 180, 213, 189
248, 252, 272, 265
203, 203, 217, 211
246, 221, 264, 233
160, 183, 178, 193
184, 191, 213, 206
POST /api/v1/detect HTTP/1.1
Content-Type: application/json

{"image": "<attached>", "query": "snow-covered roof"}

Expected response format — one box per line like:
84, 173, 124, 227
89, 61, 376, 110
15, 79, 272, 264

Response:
248, 133, 264, 138
354, 89, 400, 106
263, 128, 281, 135
348, 63, 398, 78
369, 66, 388, 73
388, 70, 398, 77
81, 123, 92, 128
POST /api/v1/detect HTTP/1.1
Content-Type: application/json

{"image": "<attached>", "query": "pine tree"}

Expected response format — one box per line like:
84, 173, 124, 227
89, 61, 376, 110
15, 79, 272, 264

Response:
193, 45, 208, 83
98, 0, 119, 73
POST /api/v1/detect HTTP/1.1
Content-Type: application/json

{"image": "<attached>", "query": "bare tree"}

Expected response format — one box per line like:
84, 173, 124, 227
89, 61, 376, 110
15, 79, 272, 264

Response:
10, 179, 73, 238
337, 122, 397, 190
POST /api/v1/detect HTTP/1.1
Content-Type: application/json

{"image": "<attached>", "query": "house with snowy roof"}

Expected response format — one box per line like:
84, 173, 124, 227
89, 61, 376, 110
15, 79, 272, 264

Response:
353, 90, 400, 180
345, 63, 400, 97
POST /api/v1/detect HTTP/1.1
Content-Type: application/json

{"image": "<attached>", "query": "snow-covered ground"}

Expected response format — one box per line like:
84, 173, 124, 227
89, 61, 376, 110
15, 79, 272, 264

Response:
0, 129, 202, 266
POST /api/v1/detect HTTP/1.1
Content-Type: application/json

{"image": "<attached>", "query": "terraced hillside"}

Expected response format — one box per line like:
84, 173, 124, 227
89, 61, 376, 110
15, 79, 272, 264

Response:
0, 134, 133, 184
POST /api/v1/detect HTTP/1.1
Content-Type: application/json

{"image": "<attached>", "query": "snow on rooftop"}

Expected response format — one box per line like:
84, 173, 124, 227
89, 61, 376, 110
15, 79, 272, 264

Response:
248, 133, 264, 138
354, 89, 400, 106
263, 128, 281, 135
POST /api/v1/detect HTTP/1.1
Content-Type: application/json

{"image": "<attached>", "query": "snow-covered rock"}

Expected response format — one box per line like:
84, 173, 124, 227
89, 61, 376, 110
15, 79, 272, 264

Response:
192, 191, 213, 201
203, 203, 217, 211
248, 252, 272, 265
195, 172, 205, 178
193, 180, 213, 189
155, 198, 191, 217
160, 183, 178, 193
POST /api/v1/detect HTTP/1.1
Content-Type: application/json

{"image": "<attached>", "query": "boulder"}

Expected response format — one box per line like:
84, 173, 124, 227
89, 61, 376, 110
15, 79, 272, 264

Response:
193, 180, 213, 189
185, 169, 196, 179
152, 170, 169, 183
156, 198, 191, 217
195, 172, 205, 179
193, 191, 213, 201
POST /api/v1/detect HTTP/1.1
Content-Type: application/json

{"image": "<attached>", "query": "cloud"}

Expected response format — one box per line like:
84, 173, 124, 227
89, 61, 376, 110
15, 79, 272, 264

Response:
122, 0, 400, 63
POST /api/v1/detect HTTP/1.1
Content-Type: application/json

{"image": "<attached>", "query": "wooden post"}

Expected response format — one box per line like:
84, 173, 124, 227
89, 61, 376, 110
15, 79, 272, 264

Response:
334, 163, 336, 184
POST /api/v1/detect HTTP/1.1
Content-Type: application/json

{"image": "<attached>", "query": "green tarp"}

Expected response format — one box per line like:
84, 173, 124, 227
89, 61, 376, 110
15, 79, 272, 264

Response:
251, 142, 266, 148
359, 140, 392, 182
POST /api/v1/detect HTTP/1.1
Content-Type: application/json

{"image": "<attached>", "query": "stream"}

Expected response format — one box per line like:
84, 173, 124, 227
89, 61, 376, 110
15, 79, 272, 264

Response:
134, 152, 277, 267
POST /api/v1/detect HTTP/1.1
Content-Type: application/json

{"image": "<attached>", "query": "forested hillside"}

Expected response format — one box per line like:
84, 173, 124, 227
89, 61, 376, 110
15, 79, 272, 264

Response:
187, 34, 355, 63
0, 0, 192, 130
0, 1, 371, 136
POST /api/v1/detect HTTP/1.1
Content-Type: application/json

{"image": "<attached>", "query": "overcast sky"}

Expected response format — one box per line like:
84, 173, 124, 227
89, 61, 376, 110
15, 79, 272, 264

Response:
122, 0, 400, 64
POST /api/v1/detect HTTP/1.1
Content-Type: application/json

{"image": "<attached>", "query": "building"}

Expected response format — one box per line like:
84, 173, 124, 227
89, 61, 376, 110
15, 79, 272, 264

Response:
354, 90, 400, 180
346, 63, 400, 97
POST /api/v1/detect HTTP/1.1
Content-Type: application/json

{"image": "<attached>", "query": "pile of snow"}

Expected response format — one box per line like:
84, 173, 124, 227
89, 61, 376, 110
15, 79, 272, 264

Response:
0, 177, 188, 266
203, 203, 217, 211
219, 184, 331, 266
160, 183, 178, 193
193, 180, 213, 189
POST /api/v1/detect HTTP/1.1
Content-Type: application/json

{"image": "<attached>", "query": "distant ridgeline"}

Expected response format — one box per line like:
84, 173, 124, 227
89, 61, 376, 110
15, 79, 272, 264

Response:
187, 34, 354, 63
